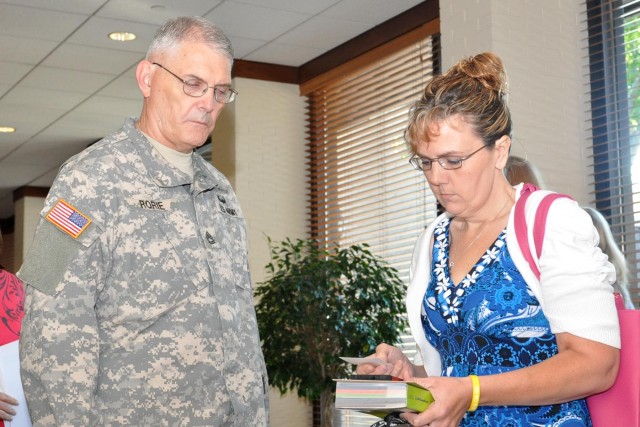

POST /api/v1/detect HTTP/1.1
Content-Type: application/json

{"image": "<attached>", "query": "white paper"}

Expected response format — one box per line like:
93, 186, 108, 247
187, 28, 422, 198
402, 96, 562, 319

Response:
339, 356, 387, 366
0, 340, 33, 427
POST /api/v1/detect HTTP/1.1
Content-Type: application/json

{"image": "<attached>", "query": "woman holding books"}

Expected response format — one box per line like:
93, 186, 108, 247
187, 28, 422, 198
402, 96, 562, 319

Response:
357, 52, 620, 426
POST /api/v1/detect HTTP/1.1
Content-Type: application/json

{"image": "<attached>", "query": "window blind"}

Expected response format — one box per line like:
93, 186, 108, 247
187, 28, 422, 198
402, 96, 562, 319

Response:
304, 25, 440, 426
585, 0, 640, 306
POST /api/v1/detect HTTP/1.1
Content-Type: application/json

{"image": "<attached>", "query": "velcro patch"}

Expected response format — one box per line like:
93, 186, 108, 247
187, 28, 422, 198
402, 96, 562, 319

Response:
46, 199, 92, 239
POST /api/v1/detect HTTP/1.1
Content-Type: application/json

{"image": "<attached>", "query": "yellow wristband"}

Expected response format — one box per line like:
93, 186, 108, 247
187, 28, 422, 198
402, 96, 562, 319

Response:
468, 375, 480, 412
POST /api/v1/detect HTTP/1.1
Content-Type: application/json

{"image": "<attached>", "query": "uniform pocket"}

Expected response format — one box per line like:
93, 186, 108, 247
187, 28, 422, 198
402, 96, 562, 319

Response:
111, 211, 199, 323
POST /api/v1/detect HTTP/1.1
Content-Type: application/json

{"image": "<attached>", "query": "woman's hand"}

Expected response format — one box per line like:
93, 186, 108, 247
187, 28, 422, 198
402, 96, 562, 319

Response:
398, 331, 620, 426
0, 391, 18, 421
355, 343, 419, 380
401, 376, 471, 427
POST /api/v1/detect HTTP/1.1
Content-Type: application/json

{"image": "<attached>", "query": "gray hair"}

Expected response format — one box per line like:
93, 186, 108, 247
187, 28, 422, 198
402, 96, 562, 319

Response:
146, 16, 234, 63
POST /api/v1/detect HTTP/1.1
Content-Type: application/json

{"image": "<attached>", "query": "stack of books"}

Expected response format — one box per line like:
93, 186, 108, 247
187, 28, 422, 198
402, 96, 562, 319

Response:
334, 379, 434, 417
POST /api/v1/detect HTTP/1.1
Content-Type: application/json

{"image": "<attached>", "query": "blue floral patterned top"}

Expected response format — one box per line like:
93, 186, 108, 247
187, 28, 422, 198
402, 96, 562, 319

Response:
421, 217, 592, 426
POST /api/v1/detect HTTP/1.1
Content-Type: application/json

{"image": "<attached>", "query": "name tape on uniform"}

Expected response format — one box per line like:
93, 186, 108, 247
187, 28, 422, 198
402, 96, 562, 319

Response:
129, 197, 171, 211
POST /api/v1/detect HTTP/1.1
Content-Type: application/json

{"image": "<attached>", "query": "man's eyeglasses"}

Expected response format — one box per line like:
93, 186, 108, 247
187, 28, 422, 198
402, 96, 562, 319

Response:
152, 62, 237, 104
409, 144, 489, 171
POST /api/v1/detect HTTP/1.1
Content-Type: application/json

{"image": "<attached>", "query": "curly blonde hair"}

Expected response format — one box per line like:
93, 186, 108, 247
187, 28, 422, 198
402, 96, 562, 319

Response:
405, 52, 512, 153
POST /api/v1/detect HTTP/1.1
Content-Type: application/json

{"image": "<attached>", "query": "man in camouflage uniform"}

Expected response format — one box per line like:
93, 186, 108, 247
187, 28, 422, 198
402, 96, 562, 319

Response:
18, 16, 269, 426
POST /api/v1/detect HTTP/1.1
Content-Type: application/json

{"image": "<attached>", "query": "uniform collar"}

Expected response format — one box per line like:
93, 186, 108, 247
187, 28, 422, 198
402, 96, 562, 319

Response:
123, 117, 217, 191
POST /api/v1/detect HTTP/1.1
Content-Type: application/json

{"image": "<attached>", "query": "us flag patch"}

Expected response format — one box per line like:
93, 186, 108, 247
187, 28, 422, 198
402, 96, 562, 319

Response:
46, 199, 92, 238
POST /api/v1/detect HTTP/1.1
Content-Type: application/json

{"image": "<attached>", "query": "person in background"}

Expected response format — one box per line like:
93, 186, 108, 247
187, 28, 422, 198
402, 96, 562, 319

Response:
18, 16, 268, 426
583, 206, 635, 309
357, 52, 620, 426
504, 156, 635, 310
504, 154, 545, 188
0, 230, 31, 427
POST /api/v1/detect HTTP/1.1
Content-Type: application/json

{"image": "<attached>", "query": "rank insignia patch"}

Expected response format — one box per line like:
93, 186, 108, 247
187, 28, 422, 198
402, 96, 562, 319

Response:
46, 199, 92, 238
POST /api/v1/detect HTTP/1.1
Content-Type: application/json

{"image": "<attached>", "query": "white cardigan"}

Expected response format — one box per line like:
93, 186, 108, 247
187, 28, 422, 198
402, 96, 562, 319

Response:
406, 184, 621, 376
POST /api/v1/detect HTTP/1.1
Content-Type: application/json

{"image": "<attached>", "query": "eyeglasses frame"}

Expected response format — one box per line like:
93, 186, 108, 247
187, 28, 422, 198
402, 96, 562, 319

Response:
151, 62, 237, 103
409, 144, 489, 171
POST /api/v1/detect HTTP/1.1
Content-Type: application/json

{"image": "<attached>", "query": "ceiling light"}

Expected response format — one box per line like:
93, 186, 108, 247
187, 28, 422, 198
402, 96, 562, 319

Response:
109, 32, 136, 42
0, 126, 16, 133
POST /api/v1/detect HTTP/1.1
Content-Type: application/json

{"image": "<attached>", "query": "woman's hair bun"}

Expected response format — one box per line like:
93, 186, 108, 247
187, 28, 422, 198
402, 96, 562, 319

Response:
454, 52, 508, 97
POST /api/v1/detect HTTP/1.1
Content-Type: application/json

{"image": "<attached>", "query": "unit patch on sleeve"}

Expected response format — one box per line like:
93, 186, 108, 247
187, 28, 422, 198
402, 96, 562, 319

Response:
46, 199, 93, 238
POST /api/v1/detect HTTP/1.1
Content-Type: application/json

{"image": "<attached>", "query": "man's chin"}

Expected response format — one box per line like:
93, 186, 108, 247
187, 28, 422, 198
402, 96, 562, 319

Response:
183, 130, 212, 149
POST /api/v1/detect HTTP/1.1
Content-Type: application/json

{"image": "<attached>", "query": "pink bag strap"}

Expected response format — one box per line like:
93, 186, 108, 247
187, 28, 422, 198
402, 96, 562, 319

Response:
514, 183, 572, 280
613, 292, 626, 311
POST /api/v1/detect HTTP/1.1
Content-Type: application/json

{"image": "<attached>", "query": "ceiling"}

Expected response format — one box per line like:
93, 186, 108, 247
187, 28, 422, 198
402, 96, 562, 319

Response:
0, 0, 424, 219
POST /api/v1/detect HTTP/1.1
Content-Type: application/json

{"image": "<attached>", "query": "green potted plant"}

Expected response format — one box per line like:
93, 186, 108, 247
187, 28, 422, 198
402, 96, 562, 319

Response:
255, 237, 408, 427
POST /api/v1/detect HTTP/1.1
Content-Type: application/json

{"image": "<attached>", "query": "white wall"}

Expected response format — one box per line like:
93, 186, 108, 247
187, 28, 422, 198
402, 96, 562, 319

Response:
440, 0, 591, 203
212, 77, 312, 427
229, 77, 309, 283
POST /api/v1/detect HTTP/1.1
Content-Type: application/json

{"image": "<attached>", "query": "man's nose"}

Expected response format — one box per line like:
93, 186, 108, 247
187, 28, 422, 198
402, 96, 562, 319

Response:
198, 89, 218, 112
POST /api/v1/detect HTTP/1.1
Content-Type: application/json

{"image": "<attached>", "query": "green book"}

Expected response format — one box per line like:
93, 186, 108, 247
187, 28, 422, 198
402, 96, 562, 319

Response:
334, 379, 434, 417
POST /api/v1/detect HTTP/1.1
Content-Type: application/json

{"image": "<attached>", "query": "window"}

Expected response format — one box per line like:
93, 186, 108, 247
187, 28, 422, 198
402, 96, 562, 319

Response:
586, 0, 640, 307
303, 25, 440, 425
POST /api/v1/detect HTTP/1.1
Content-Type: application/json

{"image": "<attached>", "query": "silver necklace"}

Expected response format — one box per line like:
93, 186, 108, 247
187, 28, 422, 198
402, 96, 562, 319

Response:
449, 232, 482, 268
449, 196, 511, 269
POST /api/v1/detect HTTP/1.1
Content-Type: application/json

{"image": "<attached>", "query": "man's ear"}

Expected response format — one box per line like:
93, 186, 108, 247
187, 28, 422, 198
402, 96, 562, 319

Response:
136, 60, 153, 97
495, 135, 511, 169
